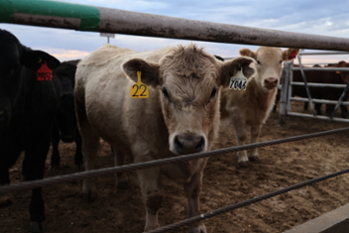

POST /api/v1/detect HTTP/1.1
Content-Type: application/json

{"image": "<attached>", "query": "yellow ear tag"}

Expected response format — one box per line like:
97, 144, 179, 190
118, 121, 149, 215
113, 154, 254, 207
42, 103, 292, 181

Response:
130, 71, 149, 98
229, 68, 247, 90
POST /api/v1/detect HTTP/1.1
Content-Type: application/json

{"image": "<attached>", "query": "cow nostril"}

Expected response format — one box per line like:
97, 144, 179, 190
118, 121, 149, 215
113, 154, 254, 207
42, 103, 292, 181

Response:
195, 137, 205, 152
174, 136, 184, 151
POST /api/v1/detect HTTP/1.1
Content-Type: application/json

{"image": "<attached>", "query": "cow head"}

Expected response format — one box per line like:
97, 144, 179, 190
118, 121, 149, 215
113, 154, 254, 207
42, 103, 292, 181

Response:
240, 47, 300, 91
335, 61, 349, 84
0, 29, 60, 127
123, 44, 255, 155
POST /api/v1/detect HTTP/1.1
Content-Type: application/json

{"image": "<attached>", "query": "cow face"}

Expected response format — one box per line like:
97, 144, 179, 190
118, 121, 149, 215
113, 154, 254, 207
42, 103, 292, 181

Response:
240, 47, 299, 91
335, 61, 349, 84
0, 30, 60, 127
123, 44, 255, 155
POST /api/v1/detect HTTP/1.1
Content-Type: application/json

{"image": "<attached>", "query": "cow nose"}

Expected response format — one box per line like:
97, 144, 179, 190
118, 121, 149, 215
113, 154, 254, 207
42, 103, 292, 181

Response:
173, 134, 206, 155
264, 77, 278, 89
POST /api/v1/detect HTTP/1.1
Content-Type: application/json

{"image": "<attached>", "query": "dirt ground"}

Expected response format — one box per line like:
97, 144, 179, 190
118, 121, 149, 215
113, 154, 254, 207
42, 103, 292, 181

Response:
1, 101, 349, 233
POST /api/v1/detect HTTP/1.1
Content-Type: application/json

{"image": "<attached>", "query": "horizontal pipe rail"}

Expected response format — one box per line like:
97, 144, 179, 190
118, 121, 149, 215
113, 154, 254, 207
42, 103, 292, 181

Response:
1, 0, 349, 50
287, 112, 349, 123
299, 51, 349, 56
290, 97, 349, 106
291, 82, 347, 88
291, 67, 349, 71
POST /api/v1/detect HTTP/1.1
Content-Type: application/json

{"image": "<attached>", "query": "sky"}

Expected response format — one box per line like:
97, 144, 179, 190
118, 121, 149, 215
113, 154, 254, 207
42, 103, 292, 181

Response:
1, 0, 349, 64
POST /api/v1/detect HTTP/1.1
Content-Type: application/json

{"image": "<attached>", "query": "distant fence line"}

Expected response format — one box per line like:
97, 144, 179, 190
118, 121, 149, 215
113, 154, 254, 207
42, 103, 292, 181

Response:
2, 0, 349, 51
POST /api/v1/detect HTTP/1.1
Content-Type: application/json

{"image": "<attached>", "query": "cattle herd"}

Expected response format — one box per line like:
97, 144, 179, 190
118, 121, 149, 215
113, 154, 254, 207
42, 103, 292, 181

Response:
0, 29, 348, 233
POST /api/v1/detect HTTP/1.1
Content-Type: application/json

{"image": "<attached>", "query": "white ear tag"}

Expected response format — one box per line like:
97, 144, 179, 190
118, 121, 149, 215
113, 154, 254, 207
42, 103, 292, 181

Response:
229, 68, 247, 90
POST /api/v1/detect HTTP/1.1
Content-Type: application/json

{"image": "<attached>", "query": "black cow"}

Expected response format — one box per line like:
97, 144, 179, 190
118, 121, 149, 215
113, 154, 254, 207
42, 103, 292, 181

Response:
51, 60, 83, 169
0, 29, 60, 232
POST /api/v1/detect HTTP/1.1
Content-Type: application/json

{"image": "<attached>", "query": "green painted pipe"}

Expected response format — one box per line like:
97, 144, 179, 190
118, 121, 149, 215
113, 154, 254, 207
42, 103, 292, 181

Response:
0, 0, 100, 31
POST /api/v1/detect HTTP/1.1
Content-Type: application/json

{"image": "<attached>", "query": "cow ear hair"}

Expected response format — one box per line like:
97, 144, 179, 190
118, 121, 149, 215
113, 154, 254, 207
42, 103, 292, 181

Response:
220, 57, 256, 87
283, 48, 300, 61
21, 47, 60, 71
123, 58, 161, 87
239, 48, 257, 60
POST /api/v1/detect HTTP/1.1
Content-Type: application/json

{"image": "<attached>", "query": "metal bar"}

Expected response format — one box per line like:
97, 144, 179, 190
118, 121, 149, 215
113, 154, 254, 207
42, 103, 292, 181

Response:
297, 56, 317, 116
291, 82, 347, 88
290, 97, 349, 106
288, 112, 349, 123
279, 62, 290, 125
299, 51, 349, 56
330, 82, 349, 120
2, 0, 349, 50
292, 67, 349, 71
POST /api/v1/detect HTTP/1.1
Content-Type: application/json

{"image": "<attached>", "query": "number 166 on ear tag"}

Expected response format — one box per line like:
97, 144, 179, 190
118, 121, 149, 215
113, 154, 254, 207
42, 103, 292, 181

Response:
130, 71, 149, 98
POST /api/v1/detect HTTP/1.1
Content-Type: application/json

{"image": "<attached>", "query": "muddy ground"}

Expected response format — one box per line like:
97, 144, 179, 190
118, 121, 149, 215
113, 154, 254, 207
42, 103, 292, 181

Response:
1, 101, 349, 233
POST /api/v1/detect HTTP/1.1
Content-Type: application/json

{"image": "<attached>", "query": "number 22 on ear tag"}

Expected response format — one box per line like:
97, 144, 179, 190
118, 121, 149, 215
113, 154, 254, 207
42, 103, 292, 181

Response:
130, 71, 149, 98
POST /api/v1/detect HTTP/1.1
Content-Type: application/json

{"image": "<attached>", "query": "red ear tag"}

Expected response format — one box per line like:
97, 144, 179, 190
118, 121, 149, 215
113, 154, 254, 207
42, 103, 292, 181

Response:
36, 61, 53, 81
288, 52, 297, 60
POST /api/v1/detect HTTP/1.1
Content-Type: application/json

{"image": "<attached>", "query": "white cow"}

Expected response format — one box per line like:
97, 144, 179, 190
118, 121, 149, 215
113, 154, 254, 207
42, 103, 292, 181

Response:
221, 47, 299, 167
74, 43, 256, 232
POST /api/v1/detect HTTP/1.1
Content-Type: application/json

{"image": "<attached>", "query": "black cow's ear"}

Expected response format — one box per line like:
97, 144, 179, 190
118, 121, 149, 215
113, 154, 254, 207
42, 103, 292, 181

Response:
21, 47, 60, 71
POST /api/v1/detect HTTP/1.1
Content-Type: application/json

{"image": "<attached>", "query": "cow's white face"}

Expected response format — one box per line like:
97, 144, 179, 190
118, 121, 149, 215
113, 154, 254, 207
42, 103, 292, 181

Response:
123, 44, 256, 155
240, 47, 300, 92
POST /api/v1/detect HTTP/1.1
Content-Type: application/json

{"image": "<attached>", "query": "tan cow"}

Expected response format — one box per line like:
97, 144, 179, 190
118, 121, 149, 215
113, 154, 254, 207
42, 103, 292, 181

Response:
220, 47, 299, 167
74, 43, 255, 232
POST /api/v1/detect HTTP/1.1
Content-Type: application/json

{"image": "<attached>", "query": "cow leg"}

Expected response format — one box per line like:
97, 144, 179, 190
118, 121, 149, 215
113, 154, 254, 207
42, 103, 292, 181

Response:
248, 125, 261, 162
135, 155, 162, 231
74, 130, 83, 170
50, 124, 60, 169
231, 113, 249, 167
340, 106, 348, 118
80, 125, 99, 200
183, 169, 207, 233
75, 100, 100, 199
113, 148, 129, 189
25, 138, 51, 232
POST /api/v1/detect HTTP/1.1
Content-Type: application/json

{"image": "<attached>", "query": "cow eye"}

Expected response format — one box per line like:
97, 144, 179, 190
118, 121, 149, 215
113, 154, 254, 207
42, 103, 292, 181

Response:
161, 87, 171, 101
257, 60, 261, 65
207, 86, 217, 104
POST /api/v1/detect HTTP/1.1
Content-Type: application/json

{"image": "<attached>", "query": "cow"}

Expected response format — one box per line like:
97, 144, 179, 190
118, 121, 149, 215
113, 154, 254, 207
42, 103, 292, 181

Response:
292, 61, 349, 118
74, 43, 256, 232
50, 60, 83, 169
0, 29, 60, 232
220, 47, 299, 167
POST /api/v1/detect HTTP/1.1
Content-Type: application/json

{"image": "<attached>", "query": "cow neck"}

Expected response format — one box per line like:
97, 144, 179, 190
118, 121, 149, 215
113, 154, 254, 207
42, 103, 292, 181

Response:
247, 77, 277, 111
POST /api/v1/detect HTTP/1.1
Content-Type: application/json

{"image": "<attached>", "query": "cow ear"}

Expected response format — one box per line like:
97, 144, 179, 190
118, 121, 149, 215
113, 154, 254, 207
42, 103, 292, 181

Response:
21, 47, 60, 71
239, 48, 257, 60
123, 58, 161, 87
220, 57, 256, 87
283, 48, 300, 61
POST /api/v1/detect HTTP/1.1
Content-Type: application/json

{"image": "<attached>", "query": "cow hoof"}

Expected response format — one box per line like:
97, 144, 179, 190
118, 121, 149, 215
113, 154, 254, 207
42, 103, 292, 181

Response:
249, 155, 260, 162
29, 221, 45, 232
82, 190, 97, 200
117, 181, 129, 190
237, 161, 250, 168
48, 165, 60, 171
189, 224, 207, 233
74, 164, 83, 171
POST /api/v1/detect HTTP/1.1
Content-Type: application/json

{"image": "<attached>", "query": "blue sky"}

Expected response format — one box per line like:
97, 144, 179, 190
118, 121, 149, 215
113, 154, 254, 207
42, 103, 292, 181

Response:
1, 0, 349, 64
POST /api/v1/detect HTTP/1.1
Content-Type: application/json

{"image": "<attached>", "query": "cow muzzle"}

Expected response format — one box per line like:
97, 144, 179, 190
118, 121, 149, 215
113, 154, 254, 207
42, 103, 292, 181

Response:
170, 132, 207, 155
264, 77, 279, 90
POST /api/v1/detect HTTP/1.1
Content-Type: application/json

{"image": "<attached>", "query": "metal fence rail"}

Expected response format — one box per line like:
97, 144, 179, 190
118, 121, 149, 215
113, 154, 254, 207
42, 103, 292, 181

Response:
2, 0, 349, 51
